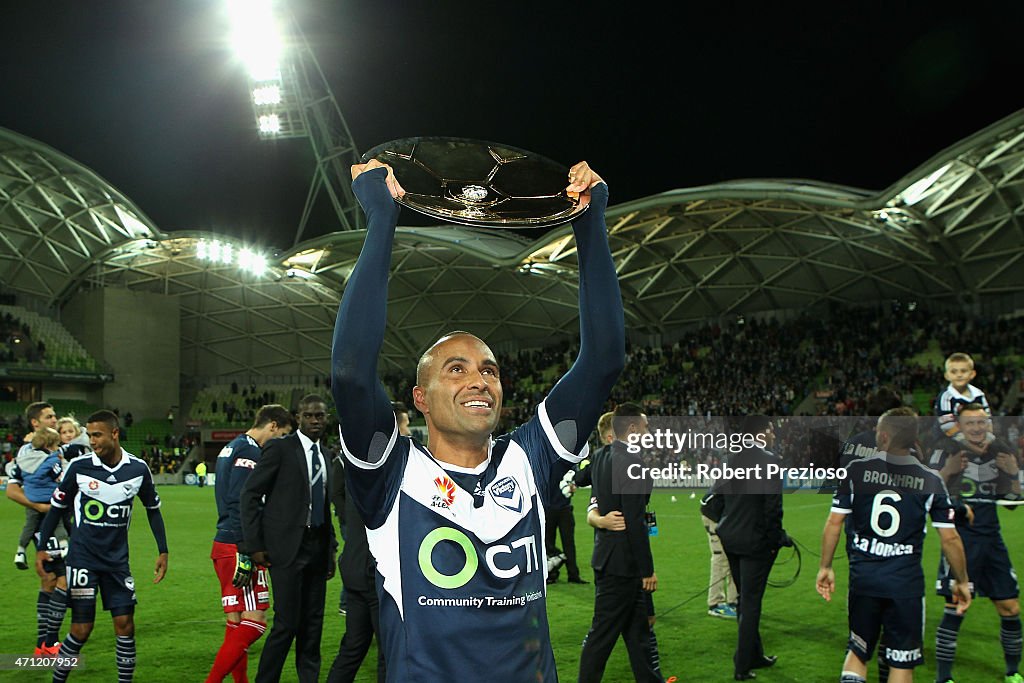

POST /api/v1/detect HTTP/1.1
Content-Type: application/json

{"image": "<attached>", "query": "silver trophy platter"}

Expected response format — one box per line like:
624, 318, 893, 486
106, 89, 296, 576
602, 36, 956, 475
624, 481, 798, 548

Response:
360, 137, 588, 228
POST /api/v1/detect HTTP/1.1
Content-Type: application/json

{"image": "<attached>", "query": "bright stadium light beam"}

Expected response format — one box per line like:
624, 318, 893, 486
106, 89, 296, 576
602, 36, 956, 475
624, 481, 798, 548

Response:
249, 254, 267, 275
252, 84, 281, 106
238, 248, 267, 275
227, 0, 282, 81
258, 114, 281, 134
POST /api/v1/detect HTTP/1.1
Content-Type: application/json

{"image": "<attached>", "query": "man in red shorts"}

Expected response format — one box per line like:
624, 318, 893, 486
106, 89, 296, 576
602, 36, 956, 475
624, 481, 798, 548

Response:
206, 404, 293, 682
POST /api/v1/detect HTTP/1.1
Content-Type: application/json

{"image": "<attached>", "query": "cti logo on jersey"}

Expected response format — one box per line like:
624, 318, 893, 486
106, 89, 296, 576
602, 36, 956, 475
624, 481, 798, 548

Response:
88, 480, 99, 491
432, 476, 456, 509
488, 476, 523, 513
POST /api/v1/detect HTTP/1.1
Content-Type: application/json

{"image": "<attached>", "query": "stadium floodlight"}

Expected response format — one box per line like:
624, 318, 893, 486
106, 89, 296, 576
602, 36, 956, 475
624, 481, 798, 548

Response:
252, 84, 281, 106
258, 114, 281, 134
238, 248, 267, 275
249, 254, 267, 275
227, 0, 282, 82
197, 239, 270, 276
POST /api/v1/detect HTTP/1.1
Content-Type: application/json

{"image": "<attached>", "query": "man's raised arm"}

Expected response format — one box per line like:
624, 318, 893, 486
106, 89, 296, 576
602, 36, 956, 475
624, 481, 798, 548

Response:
331, 162, 406, 463
545, 162, 626, 453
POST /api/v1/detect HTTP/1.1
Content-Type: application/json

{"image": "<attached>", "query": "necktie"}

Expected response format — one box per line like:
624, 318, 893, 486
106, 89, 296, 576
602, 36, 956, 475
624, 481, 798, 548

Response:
310, 443, 324, 527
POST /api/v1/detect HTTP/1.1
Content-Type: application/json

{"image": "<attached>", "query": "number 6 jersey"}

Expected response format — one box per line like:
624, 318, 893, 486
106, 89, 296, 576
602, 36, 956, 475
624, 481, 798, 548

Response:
831, 452, 955, 598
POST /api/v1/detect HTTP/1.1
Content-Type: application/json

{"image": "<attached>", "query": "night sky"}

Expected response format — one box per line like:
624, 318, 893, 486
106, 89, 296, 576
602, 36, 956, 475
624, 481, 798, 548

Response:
2, 1, 1021, 251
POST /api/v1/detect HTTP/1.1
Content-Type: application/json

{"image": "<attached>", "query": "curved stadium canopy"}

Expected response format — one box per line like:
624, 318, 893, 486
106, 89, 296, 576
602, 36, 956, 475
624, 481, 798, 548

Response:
1, 110, 1023, 377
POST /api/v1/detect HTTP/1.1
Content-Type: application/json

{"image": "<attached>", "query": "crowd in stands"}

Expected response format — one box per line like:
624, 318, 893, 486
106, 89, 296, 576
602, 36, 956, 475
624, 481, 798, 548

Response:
141, 430, 198, 474
140, 446, 185, 474
2, 404, 198, 476
210, 384, 281, 425
179, 304, 1022, 476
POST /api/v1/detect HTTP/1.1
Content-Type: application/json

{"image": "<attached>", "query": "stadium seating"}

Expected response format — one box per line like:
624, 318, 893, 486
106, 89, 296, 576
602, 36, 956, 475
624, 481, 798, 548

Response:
0, 305, 102, 373
190, 382, 321, 427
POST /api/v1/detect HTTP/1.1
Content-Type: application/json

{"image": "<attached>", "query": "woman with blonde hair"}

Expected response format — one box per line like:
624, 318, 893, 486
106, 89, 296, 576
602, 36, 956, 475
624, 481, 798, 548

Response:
56, 416, 89, 448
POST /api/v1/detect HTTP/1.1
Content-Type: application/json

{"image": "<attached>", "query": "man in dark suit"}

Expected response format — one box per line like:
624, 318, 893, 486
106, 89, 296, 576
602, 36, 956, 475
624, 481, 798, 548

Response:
578, 402, 664, 683
714, 415, 791, 681
240, 394, 337, 683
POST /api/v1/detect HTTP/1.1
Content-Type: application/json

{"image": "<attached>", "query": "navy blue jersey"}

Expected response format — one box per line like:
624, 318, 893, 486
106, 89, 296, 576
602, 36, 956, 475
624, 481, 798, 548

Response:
59, 442, 90, 461
839, 430, 881, 468
341, 400, 584, 683
214, 433, 261, 545
929, 436, 1017, 536
49, 451, 161, 571
934, 383, 989, 440
832, 453, 955, 598
333, 169, 623, 683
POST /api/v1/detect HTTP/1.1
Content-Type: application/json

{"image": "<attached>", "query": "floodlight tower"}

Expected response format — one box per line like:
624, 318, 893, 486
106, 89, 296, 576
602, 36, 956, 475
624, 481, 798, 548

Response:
228, 0, 364, 242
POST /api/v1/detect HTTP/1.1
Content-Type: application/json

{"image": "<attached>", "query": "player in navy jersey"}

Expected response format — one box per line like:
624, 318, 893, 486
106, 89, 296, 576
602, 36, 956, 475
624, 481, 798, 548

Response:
817, 407, 972, 683
6, 427, 70, 655
332, 159, 624, 682
928, 404, 1022, 683
35, 410, 168, 683
838, 387, 904, 468
205, 404, 293, 683
12, 401, 57, 570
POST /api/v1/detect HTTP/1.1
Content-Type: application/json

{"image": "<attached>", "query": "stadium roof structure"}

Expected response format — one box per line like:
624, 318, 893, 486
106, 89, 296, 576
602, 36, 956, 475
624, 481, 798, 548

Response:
1, 109, 1023, 378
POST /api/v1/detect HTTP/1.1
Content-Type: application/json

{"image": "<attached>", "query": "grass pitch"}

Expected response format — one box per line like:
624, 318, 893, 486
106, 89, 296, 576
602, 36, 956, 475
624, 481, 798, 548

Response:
1, 486, 1019, 681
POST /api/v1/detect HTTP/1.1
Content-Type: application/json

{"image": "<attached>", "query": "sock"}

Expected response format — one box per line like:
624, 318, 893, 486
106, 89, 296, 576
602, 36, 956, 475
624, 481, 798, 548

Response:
36, 591, 52, 648
17, 545, 25, 553
645, 627, 662, 677
46, 588, 68, 647
840, 672, 866, 683
935, 607, 964, 682
877, 637, 890, 683
1001, 615, 1023, 675
877, 657, 889, 683
205, 620, 266, 682
115, 635, 136, 683
230, 648, 248, 683
53, 634, 85, 683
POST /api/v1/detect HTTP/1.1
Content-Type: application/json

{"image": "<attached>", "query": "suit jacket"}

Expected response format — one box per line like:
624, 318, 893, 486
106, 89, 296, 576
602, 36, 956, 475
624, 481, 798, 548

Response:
714, 446, 784, 557
589, 441, 654, 578
338, 482, 376, 591
239, 432, 337, 568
